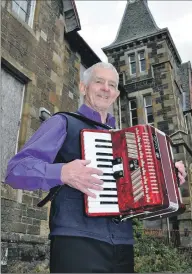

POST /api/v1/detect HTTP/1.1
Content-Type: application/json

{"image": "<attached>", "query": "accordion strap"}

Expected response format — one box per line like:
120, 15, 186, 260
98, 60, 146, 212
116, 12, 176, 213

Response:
37, 111, 113, 208
53, 111, 113, 130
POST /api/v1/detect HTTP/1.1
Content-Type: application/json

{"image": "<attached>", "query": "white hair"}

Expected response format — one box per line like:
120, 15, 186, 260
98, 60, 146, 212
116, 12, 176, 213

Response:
82, 62, 119, 86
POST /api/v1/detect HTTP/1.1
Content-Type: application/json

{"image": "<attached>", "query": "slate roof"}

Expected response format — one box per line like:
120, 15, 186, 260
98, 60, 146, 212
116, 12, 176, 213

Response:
105, 0, 160, 48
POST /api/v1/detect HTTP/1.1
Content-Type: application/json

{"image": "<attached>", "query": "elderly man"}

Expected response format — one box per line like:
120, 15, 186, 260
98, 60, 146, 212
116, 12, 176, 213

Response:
5, 62, 186, 273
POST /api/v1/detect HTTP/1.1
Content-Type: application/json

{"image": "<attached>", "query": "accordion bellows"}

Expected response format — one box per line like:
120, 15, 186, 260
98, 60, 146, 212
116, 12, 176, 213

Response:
81, 125, 185, 221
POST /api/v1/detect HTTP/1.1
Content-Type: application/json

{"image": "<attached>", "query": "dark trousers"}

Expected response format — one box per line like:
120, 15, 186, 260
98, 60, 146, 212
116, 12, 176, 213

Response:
50, 236, 134, 273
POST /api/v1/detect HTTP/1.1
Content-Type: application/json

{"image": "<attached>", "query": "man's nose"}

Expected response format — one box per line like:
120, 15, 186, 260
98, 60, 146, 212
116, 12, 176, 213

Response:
102, 82, 110, 91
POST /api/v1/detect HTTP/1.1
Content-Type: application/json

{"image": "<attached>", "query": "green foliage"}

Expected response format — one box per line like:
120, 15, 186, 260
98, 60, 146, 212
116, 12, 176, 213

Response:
133, 219, 192, 273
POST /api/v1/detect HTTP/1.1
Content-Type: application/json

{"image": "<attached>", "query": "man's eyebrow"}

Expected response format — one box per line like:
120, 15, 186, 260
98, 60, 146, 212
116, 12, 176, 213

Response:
95, 76, 104, 80
95, 77, 117, 84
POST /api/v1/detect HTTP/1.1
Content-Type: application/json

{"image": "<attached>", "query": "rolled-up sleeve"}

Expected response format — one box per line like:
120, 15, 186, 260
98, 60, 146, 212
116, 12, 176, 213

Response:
5, 115, 67, 191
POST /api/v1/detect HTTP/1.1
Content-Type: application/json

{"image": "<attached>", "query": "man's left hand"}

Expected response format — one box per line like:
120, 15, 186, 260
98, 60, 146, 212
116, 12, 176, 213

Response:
175, 161, 187, 185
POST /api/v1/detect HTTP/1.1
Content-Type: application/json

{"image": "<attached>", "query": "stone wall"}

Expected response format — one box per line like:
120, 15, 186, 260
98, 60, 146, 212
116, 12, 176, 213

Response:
1, 0, 80, 272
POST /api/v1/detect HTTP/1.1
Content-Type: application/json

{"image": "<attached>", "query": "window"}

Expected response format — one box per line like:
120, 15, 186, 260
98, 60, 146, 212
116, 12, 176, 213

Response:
138, 51, 146, 72
1, 68, 25, 181
128, 50, 147, 76
144, 95, 154, 125
184, 114, 190, 133
129, 53, 136, 75
11, 0, 36, 27
129, 99, 138, 126
1, 68, 25, 203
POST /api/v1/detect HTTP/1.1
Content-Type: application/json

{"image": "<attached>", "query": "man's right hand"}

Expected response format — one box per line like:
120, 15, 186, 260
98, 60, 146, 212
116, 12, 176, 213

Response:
60, 159, 104, 198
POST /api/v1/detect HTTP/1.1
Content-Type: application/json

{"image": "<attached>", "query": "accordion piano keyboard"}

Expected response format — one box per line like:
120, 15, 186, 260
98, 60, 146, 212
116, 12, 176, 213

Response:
83, 131, 119, 214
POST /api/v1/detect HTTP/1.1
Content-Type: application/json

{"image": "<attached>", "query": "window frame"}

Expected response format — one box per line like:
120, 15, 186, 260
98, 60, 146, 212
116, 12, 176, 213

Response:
144, 95, 154, 125
129, 53, 136, 75
11, 0, 36, 28
138, 50, 146, 73
129, 98, 138, 126
184, 114, 189, 133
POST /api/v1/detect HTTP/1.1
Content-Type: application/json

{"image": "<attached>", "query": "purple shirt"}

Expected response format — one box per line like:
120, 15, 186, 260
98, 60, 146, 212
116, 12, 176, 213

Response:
5, 104, 116, 191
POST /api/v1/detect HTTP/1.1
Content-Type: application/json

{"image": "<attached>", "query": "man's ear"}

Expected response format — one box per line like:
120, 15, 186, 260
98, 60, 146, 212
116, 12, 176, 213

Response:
79, 82, 86, 96
115, 90, 120, 100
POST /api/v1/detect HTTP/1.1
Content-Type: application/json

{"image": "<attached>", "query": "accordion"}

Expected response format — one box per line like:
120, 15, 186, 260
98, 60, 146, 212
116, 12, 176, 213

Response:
81, 125, 185, 221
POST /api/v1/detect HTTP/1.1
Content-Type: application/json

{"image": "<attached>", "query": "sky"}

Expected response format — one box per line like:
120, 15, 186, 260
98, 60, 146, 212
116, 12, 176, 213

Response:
75, 1, 192, 64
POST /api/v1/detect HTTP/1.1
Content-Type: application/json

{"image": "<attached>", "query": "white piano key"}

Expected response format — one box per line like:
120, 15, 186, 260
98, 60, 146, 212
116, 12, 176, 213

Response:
83, 132, 112, 140
88, 196, 118, 202
95, 155, 113, 160
84, 139, 112, 145
100, 168, 113, 174
85, 157, 113, 164
84, 139, 112, 144
100, 176, 115, 181
90, 189, 117, 195
85, 147, 113, 154
88, 202, 118, 208
88, 206, 119, 213
84, 144, 112, 150
88, 161, 113, 168
86, 160, 113, 169
88, 202, 118, 207
102, 183, 117, 188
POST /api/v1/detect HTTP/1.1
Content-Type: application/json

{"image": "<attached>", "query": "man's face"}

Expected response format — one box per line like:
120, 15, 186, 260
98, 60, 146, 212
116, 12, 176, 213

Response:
80, 67, 120, 112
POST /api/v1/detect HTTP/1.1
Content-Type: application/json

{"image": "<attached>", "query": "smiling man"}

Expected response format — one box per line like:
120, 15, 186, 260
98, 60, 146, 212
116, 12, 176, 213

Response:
5, 62, 186, 273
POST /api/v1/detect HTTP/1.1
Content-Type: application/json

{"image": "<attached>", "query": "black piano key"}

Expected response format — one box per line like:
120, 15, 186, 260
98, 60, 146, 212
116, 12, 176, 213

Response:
100, 201, 118, 204
95, 145, 112, 148
103, 179, 116, 182
95, 139, 112, 143
103, 188, 117, 191
103, 173, 114, 176
97, 164, 113, 168
96, 152, 113, 156
96, 158, 112, 162
100, 194, 117, 198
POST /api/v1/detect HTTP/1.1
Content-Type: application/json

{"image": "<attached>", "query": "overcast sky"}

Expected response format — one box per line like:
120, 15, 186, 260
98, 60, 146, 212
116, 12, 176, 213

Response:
75, 1, 192, 65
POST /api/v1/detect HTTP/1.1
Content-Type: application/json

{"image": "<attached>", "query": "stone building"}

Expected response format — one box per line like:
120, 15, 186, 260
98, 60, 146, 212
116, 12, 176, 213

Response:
1, 0, 100, 272
103, 0, 192, 245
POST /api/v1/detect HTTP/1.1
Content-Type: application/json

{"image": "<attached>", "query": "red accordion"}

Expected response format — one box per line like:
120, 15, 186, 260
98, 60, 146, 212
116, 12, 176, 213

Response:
81, 125, 185, 221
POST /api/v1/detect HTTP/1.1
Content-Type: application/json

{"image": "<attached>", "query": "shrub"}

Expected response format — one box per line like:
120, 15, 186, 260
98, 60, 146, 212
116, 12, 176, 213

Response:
133, 219, 192, 273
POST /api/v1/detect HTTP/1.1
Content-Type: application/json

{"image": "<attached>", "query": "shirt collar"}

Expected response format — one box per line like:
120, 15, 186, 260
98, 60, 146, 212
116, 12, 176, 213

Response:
78, 104, 116, 129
